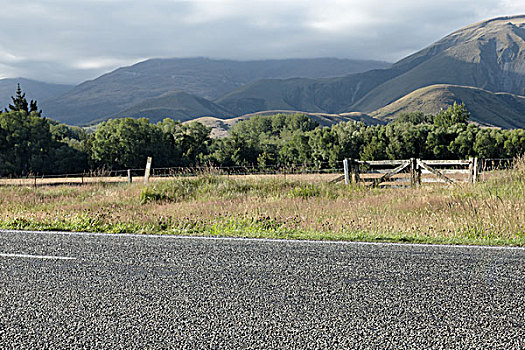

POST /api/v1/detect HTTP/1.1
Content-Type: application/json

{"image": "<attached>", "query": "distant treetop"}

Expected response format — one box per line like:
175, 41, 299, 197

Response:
6, 83, 42, 116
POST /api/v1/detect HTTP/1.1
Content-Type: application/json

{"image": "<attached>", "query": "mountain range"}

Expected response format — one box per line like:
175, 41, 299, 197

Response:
38, 57, 389, 125
217, 15, 525, 128
1, 15, 524, 130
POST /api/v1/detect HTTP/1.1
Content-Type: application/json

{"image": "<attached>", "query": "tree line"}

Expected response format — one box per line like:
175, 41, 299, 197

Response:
0, 86, 524, 176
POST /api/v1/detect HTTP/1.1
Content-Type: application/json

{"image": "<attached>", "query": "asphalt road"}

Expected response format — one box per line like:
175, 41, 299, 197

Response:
0, 230, 524, 349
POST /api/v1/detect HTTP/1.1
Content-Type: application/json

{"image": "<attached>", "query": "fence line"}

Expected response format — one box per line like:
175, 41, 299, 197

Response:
0, 163, 343, 187
0, 158, 515, 187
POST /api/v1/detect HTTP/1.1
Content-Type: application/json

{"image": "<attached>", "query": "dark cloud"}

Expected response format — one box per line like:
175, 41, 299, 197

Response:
0, 0, 522, 83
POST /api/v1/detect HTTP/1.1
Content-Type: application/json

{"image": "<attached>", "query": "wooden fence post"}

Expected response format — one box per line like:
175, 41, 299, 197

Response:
417, 159, 421, 186
468, 157, 474, 183
343, 159, 350, 185
144, 157, 152, 185
127, 169, 132, 184
473, 157, 479, 183
352, 161, 360, 184
410, 158, 420, 187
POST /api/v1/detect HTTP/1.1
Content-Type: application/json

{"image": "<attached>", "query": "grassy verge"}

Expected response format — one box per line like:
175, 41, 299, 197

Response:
1, 159, 524, 246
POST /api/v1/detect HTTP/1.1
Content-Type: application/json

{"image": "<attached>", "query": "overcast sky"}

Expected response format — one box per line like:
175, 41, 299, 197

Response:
0, 0, 523, 84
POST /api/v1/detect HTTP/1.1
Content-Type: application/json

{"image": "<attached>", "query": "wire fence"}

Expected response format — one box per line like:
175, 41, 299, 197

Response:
149, 163, 343, 177
479, 158, 514, 171
0, 162, 342, 186
0, 158, 517, 187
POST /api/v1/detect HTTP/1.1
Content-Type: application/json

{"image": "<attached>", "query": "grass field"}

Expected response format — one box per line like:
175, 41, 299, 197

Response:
0, 159, 523, 246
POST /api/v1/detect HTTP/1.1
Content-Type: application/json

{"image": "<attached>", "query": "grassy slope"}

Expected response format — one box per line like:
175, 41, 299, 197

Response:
349, 16, 525, 113
1, 160, 523, 246
370, 84, 525, 128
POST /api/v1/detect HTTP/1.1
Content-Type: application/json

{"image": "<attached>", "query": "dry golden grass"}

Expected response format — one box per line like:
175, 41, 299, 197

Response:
0, 173, 341, 186
1, 160, 523, 246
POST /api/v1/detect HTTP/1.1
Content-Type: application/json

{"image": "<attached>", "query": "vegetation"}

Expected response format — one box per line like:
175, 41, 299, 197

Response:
0, 157, 523, 246
0, 86, 524, 178
0, 88, 522, 245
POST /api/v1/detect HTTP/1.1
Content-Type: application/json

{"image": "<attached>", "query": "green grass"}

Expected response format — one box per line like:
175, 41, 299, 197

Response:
139, 176, 362, 203
0, 212, 520, 247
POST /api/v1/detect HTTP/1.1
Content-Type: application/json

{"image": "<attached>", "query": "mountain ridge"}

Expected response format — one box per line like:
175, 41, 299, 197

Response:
217, 15, 525, 128
109, 90, 234, 123
7, 15, 525, 130
40, 57, 390, 125
350, 15, 525, 112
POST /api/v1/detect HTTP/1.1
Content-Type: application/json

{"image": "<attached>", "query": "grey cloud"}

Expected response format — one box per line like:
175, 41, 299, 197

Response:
0, 0, 522, 83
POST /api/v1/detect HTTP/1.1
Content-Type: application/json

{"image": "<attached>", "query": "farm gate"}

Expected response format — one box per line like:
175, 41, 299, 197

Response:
335, 158, 479, 187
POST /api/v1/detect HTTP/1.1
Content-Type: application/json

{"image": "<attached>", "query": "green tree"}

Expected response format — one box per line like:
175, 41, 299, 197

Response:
278, 132, 312, 165
307, 127, 341, 168
331, 121, 366, 160
0, 110, 54, 175
48, 120, 90, 173
158, 119, 211, 166
384, 123, 430, 159
360, 126, 387, 160
6, 84, 41, 116
447, 124, 478, 158
90, 118, 171, 169
503, 129, 525, 158
433, 102, 470, 128
392, 111, 433, 125
209, 133, 259, 166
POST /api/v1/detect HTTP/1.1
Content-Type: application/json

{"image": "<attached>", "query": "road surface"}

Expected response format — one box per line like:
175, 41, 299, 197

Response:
1, 230, 524, 349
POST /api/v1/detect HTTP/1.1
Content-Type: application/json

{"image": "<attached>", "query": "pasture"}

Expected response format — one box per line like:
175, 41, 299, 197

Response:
0, 158, 523, 246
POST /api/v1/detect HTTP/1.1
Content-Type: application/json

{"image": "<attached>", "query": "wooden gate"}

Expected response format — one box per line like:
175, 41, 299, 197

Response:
334, 158, 479, 187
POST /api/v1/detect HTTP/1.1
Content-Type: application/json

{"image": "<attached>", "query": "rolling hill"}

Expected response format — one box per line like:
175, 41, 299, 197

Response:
40, 57, 390, 125
370, 84, 525, 129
